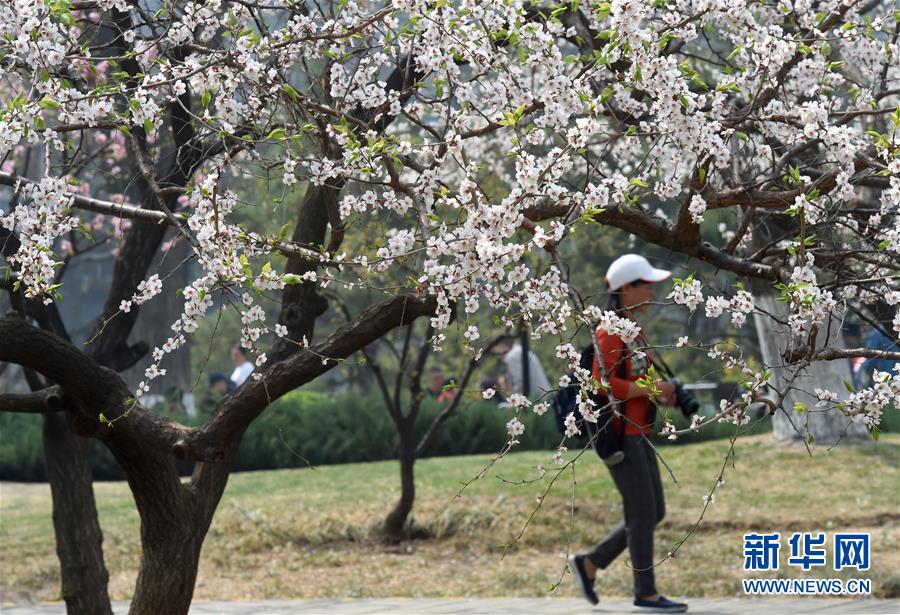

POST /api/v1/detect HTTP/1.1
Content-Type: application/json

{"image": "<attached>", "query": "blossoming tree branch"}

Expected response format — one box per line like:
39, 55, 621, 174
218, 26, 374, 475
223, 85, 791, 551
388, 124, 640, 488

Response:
0, 0, 898, 612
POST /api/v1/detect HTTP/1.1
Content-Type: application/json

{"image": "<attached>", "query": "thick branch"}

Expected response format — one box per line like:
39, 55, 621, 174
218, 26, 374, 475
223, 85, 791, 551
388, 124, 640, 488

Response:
812, 348, 900, 362
524, 202, 780, 281
184, 293, 438, 461
0, 386, 64, 413
0, 315, 194, 453
704, 151, 874, 210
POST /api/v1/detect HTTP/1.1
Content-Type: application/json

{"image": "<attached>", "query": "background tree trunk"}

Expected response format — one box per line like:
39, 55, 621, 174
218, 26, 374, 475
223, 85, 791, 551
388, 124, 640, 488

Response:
119, 234, 194, 415
43, 410, 113, 615
751, 286, 869, 443
383, 437, 416, 542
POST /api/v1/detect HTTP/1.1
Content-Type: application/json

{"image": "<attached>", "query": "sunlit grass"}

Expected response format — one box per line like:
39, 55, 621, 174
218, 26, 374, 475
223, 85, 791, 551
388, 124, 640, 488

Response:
2, 434, 898, 603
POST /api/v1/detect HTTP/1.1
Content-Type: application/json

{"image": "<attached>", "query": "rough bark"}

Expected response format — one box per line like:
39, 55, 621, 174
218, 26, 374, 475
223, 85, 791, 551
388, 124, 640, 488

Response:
43, 410, 113, 615
106, 438, 218, 615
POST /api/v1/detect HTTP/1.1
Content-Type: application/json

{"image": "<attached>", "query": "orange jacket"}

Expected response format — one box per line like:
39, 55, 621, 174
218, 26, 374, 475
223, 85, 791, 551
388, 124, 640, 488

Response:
592, 327, 656, 436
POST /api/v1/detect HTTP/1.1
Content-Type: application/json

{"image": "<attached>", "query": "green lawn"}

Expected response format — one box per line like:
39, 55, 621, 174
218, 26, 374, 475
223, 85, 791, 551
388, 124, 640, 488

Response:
2, 434, 899, 602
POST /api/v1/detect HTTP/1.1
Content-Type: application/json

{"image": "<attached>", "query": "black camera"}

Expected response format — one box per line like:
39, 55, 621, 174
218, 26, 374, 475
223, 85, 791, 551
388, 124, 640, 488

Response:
671, 378, 700, 415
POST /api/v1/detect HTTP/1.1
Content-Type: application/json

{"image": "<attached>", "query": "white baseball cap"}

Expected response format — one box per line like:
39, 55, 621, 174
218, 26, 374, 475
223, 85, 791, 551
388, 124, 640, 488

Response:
605, 254, 672, 290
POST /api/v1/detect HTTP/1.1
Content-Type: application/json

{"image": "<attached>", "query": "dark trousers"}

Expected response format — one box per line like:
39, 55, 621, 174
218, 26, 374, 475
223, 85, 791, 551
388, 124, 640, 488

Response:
586, 435, 665, 597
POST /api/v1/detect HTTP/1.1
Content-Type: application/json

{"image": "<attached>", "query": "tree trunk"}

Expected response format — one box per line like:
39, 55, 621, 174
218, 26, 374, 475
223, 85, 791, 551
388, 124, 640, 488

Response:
383, 440, 416, 542
751, 286, 869, 443
43, 410, 113, 615
109, 439, 232, 615
129, 524, 204, 615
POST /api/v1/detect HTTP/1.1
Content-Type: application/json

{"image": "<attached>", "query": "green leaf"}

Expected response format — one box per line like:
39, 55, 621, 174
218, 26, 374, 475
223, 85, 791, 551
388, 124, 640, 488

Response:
266, 128, 287, 141
635, 365, 660, 401
282, 83, 300, 100
890, 107, 900, 129
793, 401, 806, 413
842, 379, 856, 393
599, 85, 614, 103
498, 111, 518, 127
239, 254, 252, 278
283, 273, 303, 285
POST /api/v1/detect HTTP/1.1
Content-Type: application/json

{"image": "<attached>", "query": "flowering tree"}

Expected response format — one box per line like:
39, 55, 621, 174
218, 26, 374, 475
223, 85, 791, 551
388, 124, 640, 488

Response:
1, 0, 899, 612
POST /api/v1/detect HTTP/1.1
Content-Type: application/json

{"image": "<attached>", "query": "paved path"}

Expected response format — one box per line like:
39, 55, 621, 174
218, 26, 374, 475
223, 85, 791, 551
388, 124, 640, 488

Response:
2, 598, 898, 614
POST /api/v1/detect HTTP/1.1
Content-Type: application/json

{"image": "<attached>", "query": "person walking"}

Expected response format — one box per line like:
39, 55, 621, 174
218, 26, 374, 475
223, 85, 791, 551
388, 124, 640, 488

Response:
569, 253, 689, 613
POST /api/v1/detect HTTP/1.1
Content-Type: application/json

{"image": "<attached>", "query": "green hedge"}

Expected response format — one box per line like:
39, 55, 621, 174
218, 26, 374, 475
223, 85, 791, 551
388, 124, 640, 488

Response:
0, 412, 45, 481
1, 391, 892, 482
0, 392, 561, 481
232, 391, 561, 470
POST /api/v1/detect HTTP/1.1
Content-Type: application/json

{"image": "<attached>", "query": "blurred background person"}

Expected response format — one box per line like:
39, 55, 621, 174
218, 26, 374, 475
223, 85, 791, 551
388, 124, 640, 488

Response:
427, 366, 457, 403
860, 306, 899, 387
230, 345, 254, 387
491, 335, 551, 399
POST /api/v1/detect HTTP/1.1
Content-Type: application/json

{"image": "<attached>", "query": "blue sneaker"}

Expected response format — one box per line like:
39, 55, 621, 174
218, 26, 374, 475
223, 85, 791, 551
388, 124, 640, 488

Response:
633, 595, 688, 612
569, 554, 599, 605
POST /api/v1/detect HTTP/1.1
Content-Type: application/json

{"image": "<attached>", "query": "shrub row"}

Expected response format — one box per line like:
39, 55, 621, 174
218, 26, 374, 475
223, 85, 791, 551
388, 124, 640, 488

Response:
0, 390, 841, 482
0, 392, 556, 481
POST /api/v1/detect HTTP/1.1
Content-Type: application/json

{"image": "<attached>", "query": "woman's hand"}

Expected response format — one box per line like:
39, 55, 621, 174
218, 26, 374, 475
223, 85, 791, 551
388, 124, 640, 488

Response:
656, 381, 676, 406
